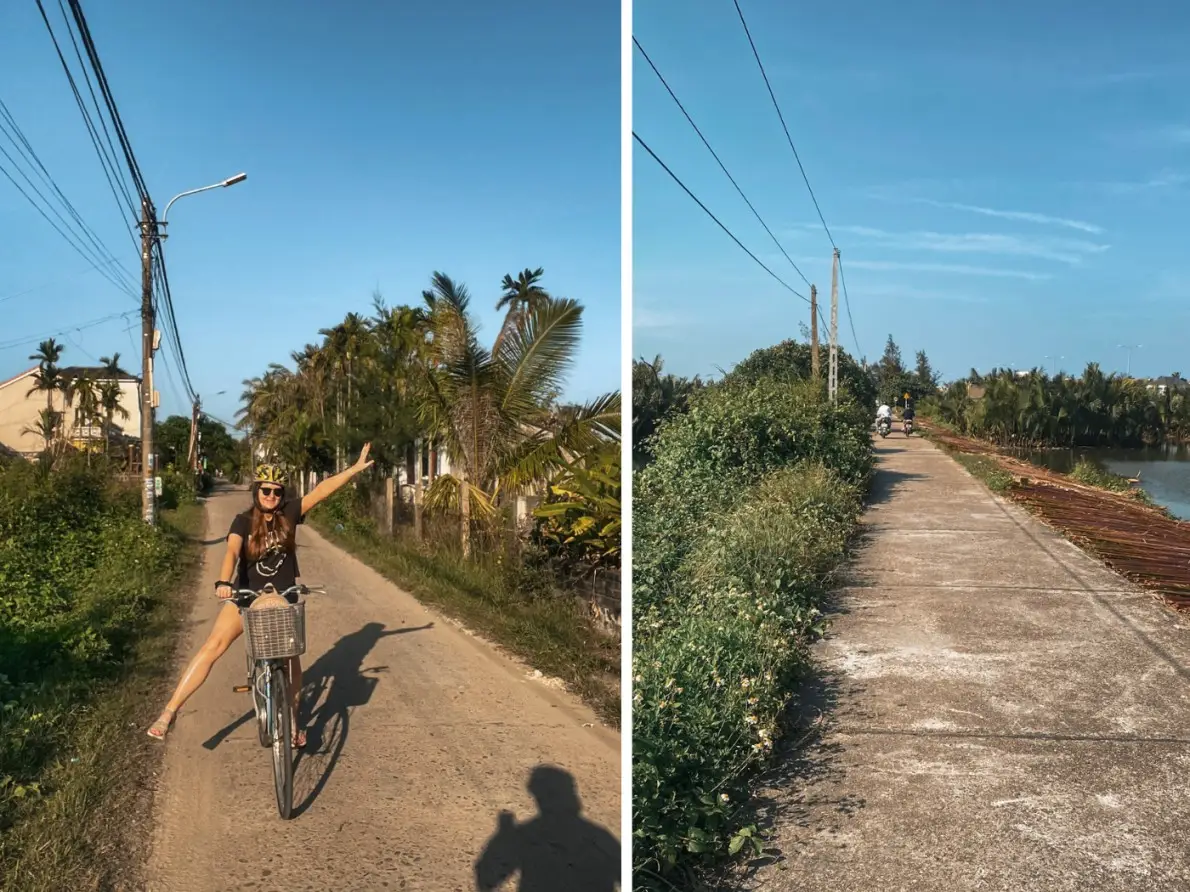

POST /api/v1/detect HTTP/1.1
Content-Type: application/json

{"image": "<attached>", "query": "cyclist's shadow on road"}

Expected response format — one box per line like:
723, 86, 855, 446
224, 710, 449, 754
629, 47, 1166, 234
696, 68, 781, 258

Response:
291, 620, 433, 816
201, 620, 432, 817
474, 765, 620, 891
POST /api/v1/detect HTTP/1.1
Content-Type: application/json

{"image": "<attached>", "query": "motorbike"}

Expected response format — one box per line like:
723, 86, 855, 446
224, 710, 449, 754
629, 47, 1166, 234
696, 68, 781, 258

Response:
903, 418, 914, 436
877, 416, 892, 438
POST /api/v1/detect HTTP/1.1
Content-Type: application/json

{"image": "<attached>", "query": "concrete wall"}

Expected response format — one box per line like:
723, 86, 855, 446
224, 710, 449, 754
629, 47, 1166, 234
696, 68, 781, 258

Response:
0, 370, 141, 456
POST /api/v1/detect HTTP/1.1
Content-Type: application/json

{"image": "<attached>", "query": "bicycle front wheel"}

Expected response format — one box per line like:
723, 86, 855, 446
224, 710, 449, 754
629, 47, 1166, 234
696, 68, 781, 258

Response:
250, 654, 269, 747
269, 666, 293, 819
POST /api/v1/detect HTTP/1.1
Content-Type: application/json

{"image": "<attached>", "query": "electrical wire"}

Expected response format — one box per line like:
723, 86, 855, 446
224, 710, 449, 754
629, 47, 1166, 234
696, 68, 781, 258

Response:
634, 131, 807, 303
33, 0, 139, 235
731, 0, 863, 357
0, 97, 137, 297
0, 310, 134, 351
634, 37, 811, 289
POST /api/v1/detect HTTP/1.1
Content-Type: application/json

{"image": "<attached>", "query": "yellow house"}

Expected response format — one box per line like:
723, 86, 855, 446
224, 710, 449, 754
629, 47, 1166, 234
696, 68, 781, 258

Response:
0, 365, 142, 458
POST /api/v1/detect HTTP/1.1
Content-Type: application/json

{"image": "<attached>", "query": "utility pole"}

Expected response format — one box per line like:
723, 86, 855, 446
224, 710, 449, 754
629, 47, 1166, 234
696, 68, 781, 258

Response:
809, 284, 820, 379
1118, 344, 1142, 377
829, 249, 840, 403
187, 396, 200, 471
139, 198, 158, 524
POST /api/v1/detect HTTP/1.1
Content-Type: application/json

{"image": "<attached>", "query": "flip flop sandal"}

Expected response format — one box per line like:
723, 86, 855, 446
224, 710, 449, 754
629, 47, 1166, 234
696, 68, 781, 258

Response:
293, 728, 307, 749
147, 708, 177, 741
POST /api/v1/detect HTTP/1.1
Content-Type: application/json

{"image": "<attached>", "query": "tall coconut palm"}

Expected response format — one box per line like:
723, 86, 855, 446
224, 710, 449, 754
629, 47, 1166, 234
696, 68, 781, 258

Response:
97, 353, 131, 455
23, 408, 59, 456
417, 271, 619, 556
26, 339, 65, 439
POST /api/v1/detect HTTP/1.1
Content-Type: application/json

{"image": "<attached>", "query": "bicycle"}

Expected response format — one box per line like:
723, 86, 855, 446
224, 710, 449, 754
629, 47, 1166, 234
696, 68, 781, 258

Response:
225, 582, 326, 819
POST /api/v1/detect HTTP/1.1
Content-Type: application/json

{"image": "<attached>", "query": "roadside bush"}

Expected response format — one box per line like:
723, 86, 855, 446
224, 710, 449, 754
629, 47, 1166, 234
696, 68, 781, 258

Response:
0, 458, 184, 841
159, 467, 199, 510
633, 464, 862, 882
631, 366, 871, 888
634, 377, 871, 619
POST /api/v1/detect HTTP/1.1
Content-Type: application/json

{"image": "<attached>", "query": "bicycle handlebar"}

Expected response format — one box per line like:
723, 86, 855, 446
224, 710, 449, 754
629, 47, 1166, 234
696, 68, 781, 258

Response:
217, 583, 327, 605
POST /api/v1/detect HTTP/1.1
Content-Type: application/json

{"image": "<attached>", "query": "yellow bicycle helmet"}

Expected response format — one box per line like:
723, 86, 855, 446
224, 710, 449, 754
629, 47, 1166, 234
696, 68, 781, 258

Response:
254, 463, 289, 486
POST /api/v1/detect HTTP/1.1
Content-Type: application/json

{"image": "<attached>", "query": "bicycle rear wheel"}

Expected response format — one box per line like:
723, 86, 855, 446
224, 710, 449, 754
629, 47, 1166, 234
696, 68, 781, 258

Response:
269, 666, 293, 819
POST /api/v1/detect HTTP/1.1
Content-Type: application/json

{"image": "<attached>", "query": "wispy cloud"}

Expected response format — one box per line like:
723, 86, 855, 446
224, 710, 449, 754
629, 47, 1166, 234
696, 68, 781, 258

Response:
908, 199, 1104, 235
789, 224, 1109, 265
633, 306, 683, 331
851, 282, 989, 304
796, 258, 1053, 281
1094, 171, 1190, 194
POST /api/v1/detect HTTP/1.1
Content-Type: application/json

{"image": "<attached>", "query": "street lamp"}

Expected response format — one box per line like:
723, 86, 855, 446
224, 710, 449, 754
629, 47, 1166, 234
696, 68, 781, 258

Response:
1044, 355, 1064, 376
160, 172, 247, 234
140, 173, 246, 524
1117, 344, 1142, 376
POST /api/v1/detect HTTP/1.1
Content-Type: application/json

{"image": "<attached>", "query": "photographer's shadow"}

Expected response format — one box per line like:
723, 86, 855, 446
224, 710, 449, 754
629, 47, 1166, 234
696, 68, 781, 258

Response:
475, 765, 620, 891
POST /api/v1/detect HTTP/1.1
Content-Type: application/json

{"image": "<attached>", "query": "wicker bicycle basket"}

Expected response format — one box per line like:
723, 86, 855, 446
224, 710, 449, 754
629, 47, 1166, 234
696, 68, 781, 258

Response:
241, 597, 307, 661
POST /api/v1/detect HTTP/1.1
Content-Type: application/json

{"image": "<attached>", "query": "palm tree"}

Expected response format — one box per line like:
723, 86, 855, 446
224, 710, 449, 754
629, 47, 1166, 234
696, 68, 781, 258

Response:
96, 354, 131, 455
417, 271, 619, 556
23, 408, 59, 457
26, 338, 65, 440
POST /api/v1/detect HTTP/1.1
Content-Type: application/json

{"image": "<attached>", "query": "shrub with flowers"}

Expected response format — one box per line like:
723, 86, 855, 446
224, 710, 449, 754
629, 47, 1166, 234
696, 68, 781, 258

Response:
632, 373, 870, 888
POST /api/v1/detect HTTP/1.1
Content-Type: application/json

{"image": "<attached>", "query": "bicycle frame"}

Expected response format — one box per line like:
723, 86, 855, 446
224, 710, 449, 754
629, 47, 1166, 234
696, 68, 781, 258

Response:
222, 582, 325, 819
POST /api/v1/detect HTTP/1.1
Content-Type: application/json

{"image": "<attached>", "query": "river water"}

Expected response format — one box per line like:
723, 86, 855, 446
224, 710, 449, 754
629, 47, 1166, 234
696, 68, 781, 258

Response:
1010, 444, 1190, 520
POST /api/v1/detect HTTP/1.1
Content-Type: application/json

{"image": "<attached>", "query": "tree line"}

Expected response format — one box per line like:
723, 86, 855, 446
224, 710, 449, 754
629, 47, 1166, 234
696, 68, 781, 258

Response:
238, 267, 621, 563
633, 333, 1190, 454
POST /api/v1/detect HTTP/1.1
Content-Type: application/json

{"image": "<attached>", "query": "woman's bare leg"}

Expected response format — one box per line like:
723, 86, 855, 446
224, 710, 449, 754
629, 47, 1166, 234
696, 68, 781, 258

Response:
154, 603, 244, 723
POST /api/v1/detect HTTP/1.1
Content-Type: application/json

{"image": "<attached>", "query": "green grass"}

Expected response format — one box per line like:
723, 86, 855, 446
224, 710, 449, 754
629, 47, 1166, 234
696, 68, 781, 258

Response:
308, 505, 620, 727
0, 503, 204, 892
949, 452, 1017, 493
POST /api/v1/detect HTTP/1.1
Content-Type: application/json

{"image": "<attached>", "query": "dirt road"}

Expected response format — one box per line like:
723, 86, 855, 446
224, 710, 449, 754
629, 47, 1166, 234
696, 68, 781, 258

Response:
146, 486, 620, 891
745, 435, 1190, 891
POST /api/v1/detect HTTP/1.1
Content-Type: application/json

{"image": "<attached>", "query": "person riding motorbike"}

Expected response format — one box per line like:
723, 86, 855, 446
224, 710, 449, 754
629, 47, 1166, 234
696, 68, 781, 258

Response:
902, 400, 916, 433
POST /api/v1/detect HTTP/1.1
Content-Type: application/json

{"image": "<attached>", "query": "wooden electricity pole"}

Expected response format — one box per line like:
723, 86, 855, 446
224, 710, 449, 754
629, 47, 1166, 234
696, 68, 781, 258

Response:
139, 198, 158, 524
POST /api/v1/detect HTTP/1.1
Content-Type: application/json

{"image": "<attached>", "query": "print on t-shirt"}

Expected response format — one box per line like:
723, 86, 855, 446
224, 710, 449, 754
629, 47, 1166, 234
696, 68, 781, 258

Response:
228, 498, 305, 592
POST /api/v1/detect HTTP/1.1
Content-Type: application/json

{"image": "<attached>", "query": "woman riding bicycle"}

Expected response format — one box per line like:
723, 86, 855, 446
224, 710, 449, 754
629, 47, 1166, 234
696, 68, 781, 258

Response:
148, 444, 374, 745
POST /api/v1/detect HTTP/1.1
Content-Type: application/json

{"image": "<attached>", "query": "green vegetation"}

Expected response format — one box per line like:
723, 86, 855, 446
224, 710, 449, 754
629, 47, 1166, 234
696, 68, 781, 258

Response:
0, 457, 202, 889
1068, 458, 1132, 492
925, 364, 1190, 448
632, 355, 706, 462
632, 349, 872, 888
237, 268, 621, 711
309, 486, 620, 723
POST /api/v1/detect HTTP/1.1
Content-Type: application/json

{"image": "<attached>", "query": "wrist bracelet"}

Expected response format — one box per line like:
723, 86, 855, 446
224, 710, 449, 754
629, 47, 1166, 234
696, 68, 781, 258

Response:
214, 579, 231, 589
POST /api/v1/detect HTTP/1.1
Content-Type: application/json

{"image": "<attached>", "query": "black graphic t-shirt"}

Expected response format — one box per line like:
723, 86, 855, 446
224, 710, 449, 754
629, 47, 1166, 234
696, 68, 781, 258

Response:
227, 498, 305, 592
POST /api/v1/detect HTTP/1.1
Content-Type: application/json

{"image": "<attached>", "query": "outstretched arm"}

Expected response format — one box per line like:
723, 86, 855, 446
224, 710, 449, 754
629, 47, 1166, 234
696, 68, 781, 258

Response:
301, 443, 374, 516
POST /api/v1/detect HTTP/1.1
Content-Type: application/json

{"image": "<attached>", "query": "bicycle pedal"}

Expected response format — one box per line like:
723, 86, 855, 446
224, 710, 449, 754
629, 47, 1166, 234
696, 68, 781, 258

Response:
232, 685, 251, 693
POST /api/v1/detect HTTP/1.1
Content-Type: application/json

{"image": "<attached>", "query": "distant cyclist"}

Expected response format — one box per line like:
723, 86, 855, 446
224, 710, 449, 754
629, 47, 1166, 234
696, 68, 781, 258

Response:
147, 445, 374, 745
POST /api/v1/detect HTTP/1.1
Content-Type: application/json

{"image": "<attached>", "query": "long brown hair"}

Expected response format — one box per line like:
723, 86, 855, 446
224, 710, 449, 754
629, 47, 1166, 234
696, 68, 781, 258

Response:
245, 488, 295, 561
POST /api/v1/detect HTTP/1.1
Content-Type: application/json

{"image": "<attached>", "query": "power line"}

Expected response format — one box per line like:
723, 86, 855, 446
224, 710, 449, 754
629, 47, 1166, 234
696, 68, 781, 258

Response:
732, 0, 835, 247
835, 254, 862, 360
633, 37, 811, 289
0, 97, 137, 296
33, 0, 139, 236
0, 155, 135, 300
0, 309, 134, 351
634, 131, 807, 303
731, 0, 863, 357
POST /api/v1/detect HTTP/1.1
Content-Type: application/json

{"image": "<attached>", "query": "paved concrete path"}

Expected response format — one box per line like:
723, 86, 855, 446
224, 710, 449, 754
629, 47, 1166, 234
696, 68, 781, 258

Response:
746, 435, 1190, 892
146, 486, 619, 891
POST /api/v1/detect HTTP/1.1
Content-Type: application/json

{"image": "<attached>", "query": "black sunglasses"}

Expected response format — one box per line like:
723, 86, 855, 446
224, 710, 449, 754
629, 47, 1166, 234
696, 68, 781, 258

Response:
259, 485, 283, 497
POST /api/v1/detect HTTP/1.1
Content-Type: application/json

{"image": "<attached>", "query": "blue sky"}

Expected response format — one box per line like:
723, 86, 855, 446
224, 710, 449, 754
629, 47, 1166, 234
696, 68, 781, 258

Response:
0, 0, 619, 429
634, 0, 1190, 383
